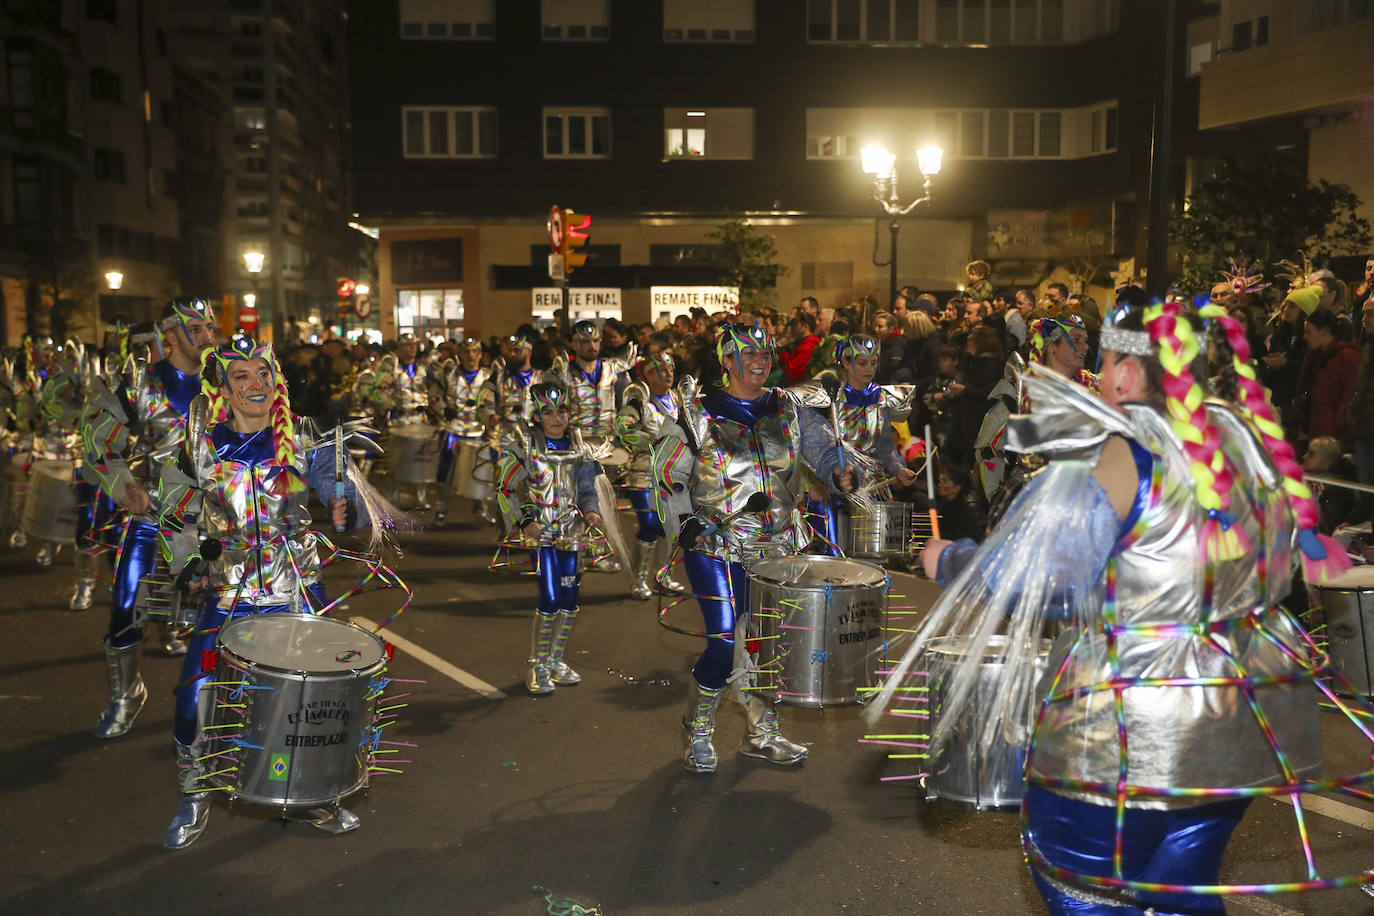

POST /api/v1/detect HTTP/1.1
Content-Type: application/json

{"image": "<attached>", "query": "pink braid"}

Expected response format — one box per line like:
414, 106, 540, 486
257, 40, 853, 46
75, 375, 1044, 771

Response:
1198, 305, 1351, 583
1145, 303, 1248, 560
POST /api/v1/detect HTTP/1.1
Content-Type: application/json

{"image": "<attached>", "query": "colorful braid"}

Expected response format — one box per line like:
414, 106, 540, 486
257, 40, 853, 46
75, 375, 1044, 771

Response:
1145, 302, 1248, 561
1198, 304, 1351, 583
198, 347, 230, 423
268, 361, 298, 468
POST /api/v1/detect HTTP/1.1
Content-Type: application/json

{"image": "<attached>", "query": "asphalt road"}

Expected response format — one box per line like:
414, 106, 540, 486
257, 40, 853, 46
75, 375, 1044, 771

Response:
2, 500, 1372, 915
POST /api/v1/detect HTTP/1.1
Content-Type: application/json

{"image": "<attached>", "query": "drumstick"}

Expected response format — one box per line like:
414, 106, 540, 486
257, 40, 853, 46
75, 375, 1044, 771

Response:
924, 424, 940, 540
699, 491, 770, 541
334, 423, 347, 533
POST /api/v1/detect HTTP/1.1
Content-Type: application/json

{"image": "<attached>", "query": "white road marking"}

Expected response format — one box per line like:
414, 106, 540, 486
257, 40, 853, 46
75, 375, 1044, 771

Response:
1277, 794, 1374, 831
352, 616, 506, 699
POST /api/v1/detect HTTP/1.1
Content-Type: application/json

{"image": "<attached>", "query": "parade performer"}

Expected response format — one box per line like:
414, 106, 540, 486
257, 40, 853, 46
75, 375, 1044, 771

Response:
82, 298, 216, 738
370, 333, 437, 508
496, 380, 612, 695
481, 333, 541, 436
974, 314, 1098, 502
558, 319, 634, 572
652, 323, 852, 773
614, 351, 686, 599
791, 333, 917, 555
872, 302, 1372, 913
158, 336, 372, 849
434, 337, 496, 525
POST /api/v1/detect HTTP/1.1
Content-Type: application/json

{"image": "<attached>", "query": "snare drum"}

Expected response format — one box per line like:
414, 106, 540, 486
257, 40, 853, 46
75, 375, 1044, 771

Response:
842, 500, 913, 559
924, 635, 1049, 810
207, 614, 386, 809
584, 436, 630, 471
450, 438, 496, 500
389, 424, 440, 485
747, 555, 888, 707
21, 459, 78, 543
1319, 567, 1374, 697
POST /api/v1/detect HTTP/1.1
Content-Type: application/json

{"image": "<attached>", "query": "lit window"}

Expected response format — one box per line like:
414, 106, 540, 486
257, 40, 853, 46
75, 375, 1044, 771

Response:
809, 0, 920, 43
664, 108, 753, 160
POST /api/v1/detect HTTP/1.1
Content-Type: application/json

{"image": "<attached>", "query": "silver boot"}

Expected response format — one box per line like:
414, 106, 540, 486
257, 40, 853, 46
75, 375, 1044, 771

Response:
630, 540, 655, 600
682, 681, 723, 773
94, 639, 147, 739
478, 497, 498, 526
548, 608, 581, 685
8, 529, 26, 549
286, 806, 360, 834
740, 694, 808, 765
69, 577, 96, 611
526, 612, 559, 695
35, 541, 55, 567
164, 743, 213, 849
159, 622, 188, 656
655, 540, 689, 594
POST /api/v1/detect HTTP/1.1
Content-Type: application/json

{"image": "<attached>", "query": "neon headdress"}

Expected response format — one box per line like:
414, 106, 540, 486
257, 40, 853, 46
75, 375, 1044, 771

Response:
836, 333, 880, 363
639, 351, 674, 380
715, 322, 775, 385
529, 380, 570, 416
1027, 314, 1086, 367
571, 320, 600, 341
202, 336, 297, 467
160, 296, 217, 340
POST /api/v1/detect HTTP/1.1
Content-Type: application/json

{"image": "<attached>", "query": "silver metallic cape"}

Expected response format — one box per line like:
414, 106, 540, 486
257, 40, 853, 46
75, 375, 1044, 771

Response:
868, 366, 1321, 807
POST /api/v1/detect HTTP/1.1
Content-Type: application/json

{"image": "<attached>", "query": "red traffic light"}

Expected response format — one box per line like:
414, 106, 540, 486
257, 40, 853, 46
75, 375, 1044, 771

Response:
337, 278, 356, 297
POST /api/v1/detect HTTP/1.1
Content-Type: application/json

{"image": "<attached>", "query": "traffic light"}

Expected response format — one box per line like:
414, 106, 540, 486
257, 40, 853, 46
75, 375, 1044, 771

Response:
562, 209, 591, 273
337, 277, 356, 318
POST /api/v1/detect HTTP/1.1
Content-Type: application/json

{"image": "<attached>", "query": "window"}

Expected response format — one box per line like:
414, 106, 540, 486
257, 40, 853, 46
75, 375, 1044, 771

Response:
87, 0, 118, 24
939, 0, 1074, 44
664, 0, 755, 41
93, 147, 127, 182
89, 68, 122, 103
544, 108, 611, 158
808, 0, 919, 42
402, 106, 498, 158
14, 160, 41, 222
542, 0, 610, 41
396, 288, 465, 338
1231, 15, 1270, 51
239, 107, 266, 130
806, 134, 859, 158
664, 108, 753, 160
941, 108, 1059, 158
1088, 102, 1117, 154
399, 0, 495, 40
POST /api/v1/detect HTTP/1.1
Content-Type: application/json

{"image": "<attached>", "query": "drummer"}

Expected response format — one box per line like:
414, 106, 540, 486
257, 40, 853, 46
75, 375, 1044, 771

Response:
559, 319, 634, 572
793, 334, 917, 556
82, 298, 217, 739
652, 323, 853, 774
496, 380, 610, 695
158, 336, 370, 850
434, 337, 495, 525
614, 351, 686, 600
480, 333, 541, 438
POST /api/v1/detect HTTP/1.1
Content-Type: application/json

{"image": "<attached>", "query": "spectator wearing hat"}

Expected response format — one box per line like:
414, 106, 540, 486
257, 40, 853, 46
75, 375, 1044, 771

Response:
1264, 285, 1319, 432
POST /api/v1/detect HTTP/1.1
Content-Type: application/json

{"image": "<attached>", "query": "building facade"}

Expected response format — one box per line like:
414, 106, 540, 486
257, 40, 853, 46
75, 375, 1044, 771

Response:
350, 0, 1185, 339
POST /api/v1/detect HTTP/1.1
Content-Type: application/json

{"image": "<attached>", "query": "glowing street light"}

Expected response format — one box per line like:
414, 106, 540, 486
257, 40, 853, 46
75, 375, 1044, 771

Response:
104, 271, 124, 291
243, 251, 265, 274
860, 144, 943, 310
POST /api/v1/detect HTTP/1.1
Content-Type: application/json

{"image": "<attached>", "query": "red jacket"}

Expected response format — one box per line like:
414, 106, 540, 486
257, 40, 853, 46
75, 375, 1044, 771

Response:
781, 334, 820, 384
1307, 339, 1362, 447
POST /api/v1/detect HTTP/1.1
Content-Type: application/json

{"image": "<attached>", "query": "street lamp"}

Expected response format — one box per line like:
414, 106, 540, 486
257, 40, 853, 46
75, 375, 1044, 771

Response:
243, 251, 265, 275
104, 270, 124, 291
862, 144, 943, 311
243, 251, 264, 337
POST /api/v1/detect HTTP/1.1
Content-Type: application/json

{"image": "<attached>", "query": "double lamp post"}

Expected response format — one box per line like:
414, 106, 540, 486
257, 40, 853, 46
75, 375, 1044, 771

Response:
861, 144, 942, 311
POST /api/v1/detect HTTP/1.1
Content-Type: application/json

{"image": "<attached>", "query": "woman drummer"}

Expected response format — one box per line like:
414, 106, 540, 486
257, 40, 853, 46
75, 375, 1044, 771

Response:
158, 336, 371, 850
651, 323, 853, 774
886, 302, 1367, 913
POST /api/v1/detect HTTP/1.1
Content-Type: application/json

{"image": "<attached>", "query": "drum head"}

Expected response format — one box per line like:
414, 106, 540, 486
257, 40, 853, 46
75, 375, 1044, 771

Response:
748, 555, 887, 590
1320, 566, 1374, 591
392, 424, 435, 440
220, 614, 385, 673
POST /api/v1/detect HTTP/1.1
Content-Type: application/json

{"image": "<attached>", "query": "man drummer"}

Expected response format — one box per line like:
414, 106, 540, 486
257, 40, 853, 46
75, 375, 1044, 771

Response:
82, 298, 217, 738
480, 333, 540, 436
794, 334, 918, 555
651, 323, 853, 773
496, 380, 610, 695
434, 337, 496, 525
158, 336, 369, 849
614, 351, 686, 599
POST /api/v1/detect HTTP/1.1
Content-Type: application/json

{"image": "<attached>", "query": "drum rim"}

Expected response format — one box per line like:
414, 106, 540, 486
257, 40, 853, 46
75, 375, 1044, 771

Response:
747, 554, 888, 589
218, 613, 386, 674
1317, 567, 1374, 589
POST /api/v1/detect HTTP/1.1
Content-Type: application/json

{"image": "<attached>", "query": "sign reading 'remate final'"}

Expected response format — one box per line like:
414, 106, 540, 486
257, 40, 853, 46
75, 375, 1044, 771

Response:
650, 286, 740, 310
532, 288, 621, 309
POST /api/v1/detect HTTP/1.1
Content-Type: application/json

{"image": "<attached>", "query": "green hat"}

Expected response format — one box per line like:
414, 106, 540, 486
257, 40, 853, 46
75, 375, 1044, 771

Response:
1284, 285, 1322, 316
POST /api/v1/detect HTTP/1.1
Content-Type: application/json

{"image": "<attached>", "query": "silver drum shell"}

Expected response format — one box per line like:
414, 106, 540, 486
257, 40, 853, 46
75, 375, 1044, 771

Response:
924, 634, 1048, 810
21, 459, 78, 543
450, 438, 496, 499
1318, 567, 1374, 697
747, 555, 888, 708
842, 500, 913, 559
209, 614, 386, 809
389, 424, 440, 485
